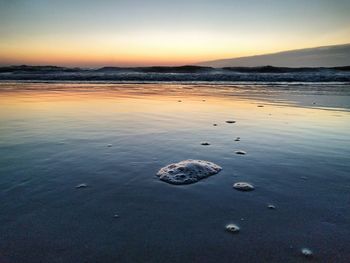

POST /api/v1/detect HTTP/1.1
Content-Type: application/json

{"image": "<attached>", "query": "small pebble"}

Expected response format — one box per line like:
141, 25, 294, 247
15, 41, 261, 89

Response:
75, 183, 88, 189
213, 124, 218, 126
178, 100, 182, 102
234, 137, 240, 142
107, 144, 112, 147
113, 214, 119, 218
257, 105, 264, 107
201, 142, 210, 146
226, 120, 236, 124
233, 182, 254, 191
267, 204, 276, 209
202, 99, 206, 102
226, 224, 240, 233
301, 248, 313, 257
235, 150, 246, 155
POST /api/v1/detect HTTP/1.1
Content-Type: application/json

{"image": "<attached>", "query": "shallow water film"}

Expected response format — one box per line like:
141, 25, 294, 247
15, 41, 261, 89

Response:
0, 83, 350, 263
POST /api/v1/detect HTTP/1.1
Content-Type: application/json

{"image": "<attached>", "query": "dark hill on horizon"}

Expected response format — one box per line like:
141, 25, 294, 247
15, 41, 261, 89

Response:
197, 43, 350, 68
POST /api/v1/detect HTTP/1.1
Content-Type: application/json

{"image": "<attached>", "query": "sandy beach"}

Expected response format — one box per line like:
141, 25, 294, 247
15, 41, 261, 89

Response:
0, 82, 349, 262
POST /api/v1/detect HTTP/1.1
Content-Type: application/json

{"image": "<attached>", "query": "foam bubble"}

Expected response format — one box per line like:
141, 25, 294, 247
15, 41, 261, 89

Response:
226, 224, 240, 233
301, 248, 313, 257
233, 182, 254, 191
75, 183, 88, 189
157, 159, 222, 185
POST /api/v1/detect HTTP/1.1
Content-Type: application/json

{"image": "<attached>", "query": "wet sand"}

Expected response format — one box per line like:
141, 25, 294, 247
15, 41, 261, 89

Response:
0, 83, 349, 263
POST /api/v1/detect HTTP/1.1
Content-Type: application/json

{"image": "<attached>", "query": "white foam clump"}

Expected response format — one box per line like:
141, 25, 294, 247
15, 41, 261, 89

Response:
157, 159, 222, 185
226, 224, 240, 233
233, 182, 255, 191
301, 248, 313, 257
75, 183, 88, 189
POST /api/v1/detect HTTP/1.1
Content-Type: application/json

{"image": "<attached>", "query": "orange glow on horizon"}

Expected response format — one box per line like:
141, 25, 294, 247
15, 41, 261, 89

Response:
1, 29, 350, 67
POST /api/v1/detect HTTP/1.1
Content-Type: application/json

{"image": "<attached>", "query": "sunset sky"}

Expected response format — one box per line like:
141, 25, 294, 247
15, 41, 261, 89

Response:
1, 0, 349, 67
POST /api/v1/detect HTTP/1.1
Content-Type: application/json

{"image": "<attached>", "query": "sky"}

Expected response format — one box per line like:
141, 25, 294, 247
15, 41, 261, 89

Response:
0, 0, 349, 67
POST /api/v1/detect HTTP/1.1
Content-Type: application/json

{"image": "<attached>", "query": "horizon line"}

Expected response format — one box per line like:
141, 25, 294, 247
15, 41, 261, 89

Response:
1, 42, 349, 68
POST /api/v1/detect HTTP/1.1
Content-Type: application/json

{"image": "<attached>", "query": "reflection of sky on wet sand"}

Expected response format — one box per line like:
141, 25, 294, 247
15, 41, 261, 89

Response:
0, 83, 349, 136
0, 83, 350, 263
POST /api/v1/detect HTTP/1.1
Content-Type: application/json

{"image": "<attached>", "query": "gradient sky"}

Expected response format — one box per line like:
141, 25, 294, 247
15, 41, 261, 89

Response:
0, 0, 349, 67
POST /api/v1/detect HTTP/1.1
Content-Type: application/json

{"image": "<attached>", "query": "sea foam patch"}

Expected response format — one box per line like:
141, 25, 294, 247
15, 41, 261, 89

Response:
157, 159, 222, 185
